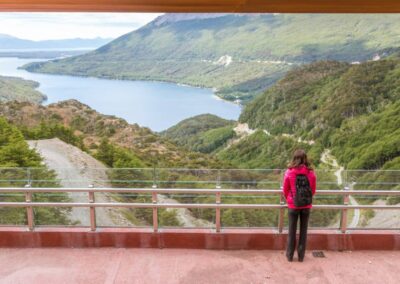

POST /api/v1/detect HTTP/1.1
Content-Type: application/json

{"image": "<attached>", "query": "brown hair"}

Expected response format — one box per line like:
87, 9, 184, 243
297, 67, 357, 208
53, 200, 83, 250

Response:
288, 149, 313, 169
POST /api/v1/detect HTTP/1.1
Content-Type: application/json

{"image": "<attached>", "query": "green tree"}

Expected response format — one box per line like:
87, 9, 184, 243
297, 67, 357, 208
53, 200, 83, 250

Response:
0, 117, 72, 225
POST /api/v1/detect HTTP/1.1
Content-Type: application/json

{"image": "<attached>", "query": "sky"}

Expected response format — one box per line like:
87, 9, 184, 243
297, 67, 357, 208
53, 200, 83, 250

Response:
0, 13, 162, 40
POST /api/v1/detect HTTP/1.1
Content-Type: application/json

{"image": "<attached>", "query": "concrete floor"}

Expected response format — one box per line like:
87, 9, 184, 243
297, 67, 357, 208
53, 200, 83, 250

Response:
0, 249, 399, 284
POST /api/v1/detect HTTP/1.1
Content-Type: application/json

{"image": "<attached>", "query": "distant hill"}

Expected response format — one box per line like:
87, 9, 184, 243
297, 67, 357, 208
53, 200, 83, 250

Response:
22, 13, 400, 102
0, 33, 113, 50
0, 75, 46, 103
0, 50, 91, 59
161, 114, 236, 153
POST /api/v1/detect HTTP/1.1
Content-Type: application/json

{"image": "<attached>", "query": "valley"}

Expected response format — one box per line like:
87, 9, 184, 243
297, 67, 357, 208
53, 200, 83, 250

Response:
0, 57, 240, 131
0, 13, 399, 229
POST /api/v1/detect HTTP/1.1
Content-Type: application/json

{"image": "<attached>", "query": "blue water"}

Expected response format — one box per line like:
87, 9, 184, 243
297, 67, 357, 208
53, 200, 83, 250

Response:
0, 57, 241, 131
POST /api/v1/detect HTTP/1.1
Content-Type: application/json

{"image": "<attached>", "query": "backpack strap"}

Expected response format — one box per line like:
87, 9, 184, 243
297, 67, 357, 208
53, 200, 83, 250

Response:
289, 175, 295, 200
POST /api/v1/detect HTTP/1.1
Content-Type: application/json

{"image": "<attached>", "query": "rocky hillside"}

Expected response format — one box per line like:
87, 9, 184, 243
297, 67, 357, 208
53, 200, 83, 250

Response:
23, 13, 400, 102
0, 100, 227, 168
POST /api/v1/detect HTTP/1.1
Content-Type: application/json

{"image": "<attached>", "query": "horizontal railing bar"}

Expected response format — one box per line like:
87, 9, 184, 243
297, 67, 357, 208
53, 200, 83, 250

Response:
2, 166, 400, 172
0, 188, 281, 194
0, 224, 398, 231
0, 194, 351, 200
0, 202, 283, 208
1, 202, 400, 210
3, 180, 399, 186
3, 180, 398, 186
0, 188, 399, 195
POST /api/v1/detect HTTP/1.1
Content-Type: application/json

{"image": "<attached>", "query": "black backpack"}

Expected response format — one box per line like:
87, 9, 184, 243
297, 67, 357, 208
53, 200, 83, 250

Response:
293, 174, 313, 207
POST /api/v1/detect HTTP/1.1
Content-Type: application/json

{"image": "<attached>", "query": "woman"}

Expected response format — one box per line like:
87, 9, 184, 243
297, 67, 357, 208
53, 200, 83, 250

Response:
283, 149, 316, 262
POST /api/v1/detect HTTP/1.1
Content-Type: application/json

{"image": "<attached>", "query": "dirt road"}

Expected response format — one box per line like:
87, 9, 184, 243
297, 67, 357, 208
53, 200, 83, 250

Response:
365, 199, 400, 228
157, 194, 213, 227
28, 138, 210, 228
28, 138, 132, 227
320, 149, 360, 228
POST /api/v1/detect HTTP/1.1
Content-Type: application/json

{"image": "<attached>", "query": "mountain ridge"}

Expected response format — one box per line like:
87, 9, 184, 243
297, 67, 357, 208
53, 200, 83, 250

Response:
0, 33, 113, 50
22, 14, 400, 102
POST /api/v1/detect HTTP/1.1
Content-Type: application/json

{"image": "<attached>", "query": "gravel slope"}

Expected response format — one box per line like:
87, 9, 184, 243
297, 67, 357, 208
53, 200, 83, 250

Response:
28, 138, 133, 227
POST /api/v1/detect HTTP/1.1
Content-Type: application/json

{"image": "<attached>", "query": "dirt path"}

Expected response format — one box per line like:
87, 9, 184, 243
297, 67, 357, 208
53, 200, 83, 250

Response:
28, 138, 209, 228
157, 194, 213, 227
281, 133, 315, 145
365, 199, 400, 228
320, 149, 360, 228
226, 123, 256, 148
28, 138, 132, 227
321, 150, 400, 229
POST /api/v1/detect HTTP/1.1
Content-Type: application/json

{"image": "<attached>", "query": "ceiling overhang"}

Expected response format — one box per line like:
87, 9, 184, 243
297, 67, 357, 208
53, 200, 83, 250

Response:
0, 0, 399, 13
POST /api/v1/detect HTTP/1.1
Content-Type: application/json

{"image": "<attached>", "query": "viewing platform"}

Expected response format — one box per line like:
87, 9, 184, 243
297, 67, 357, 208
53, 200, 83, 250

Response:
1, 1, 399, 283
0, 248, 399, 283
0, 168, 399, 282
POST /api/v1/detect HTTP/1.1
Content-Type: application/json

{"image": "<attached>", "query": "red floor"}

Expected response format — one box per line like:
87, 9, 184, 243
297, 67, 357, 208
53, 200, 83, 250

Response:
0, 248, 399, 284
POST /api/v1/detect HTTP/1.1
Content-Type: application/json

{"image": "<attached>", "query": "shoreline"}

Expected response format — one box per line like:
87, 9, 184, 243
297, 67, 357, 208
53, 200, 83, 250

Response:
21, 64, 240, 105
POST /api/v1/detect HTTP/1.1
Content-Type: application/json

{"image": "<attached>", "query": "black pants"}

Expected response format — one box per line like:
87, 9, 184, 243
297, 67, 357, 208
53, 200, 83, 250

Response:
286, 208, 310, 260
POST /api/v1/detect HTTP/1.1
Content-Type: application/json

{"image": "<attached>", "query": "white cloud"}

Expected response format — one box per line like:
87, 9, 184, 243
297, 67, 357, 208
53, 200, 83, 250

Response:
0, 13, 162, 40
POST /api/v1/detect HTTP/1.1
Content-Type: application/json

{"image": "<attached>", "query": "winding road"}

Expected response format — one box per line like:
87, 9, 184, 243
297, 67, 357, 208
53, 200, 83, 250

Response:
321, 149, 360, 228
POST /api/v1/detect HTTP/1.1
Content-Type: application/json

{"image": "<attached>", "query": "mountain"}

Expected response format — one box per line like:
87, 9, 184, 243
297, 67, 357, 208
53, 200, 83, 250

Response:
239, 56, 400, 170
22, 13, 400, 102
0, 34, 113, 50
0, 75, 46, 103
158, 56, 400, 171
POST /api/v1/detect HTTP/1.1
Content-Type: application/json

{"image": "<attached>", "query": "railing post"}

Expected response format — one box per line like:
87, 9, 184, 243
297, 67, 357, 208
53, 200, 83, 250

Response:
278, 187, 285, 233
26, 168, 31, 186
215, 185, 221, 233
152, 166, 157, 188
217, 170, 221, 187
25, 184, 34, 231
152, 184, 158, 233
88, 184, 96, 231
340, 186, 350, 233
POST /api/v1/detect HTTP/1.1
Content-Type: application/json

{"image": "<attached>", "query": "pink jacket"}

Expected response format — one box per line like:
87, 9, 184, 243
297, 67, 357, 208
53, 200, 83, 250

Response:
283, 165, 316, 209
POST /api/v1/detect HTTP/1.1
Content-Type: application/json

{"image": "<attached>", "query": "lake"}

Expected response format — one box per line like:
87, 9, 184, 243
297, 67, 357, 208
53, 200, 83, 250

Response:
0, 57, 241, 131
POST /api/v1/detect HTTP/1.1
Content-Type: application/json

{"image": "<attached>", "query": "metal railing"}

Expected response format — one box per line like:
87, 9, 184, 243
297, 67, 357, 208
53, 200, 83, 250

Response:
1, 167, 399, 190
1, 186, 400, 233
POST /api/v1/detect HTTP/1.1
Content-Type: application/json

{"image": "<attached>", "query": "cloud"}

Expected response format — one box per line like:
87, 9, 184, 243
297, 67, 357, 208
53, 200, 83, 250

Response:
0, 13, 162, 40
